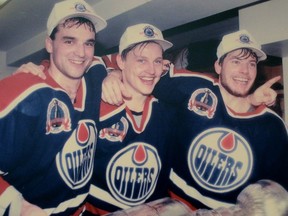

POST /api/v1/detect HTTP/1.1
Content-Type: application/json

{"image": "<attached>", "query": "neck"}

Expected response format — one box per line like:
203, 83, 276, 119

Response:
124, 94, 147, 112
219, 86, 252, 113
48, 69, 81, 103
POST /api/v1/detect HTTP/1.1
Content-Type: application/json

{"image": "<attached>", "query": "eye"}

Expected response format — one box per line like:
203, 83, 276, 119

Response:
249, 62, 257, 68
85, 41, 95, 47
64, 39, 73, 45
137, 58, 146, 64
155, 59, 163, 65
231, 59, 240, 65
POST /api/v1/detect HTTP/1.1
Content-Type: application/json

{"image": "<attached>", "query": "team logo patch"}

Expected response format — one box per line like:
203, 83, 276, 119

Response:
99, 117, 128, 142
107, 143, 161, 206
46, 99, 71, 134
239, 34, 251, 44
74, 3, 88, 13
142, 25, 158, 39
56, 120, 97, 189
188, 88, 217, 118
188, 128, 253, 193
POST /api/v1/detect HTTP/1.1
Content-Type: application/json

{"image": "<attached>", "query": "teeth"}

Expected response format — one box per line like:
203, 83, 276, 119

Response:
141, 77, 154, 81
71, 60, 84, 64
234, 77, 248, 82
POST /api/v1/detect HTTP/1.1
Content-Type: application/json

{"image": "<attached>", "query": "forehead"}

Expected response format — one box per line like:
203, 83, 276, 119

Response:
226, 49, 256, 61
132, 42, 163, 55
56, 22, 95, 38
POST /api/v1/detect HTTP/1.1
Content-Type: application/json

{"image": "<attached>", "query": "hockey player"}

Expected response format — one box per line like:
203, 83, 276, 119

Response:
0, 0, 107, 215
83, 23, 176, 215
151, 30, 288, 210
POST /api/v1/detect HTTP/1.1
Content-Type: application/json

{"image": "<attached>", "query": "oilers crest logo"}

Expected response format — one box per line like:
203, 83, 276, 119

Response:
46, 98, 71, 134
107, 142, 161, 206
188, 88, 217, 119
56, 120, 97, 189
99, 117, 128, 142
188, 128, 253, 193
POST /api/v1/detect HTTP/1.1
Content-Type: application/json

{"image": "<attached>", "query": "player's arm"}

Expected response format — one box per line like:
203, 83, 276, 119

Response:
13, 61, 278, 108
14, 56, 131, 106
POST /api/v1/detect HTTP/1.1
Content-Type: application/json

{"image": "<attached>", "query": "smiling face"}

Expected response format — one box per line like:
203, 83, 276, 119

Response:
46, 20, 96, 81
117, 42, 163, 99
215, 49, 258, 97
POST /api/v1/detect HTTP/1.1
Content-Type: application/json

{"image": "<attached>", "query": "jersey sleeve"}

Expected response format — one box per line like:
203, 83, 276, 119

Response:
0, 75, 42, 214
153, 64, 216, 104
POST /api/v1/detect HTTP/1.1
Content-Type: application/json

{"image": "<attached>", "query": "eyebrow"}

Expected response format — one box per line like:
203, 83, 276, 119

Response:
61, 36, 95, 43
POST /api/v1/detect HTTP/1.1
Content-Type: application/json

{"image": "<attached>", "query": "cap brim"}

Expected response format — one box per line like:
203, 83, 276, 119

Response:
250, 48, 267, 61
155, 39, 173, 51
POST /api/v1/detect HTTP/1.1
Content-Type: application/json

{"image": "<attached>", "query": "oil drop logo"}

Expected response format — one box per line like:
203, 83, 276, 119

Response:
107, 142, 161, 206
188, 127, 253, 193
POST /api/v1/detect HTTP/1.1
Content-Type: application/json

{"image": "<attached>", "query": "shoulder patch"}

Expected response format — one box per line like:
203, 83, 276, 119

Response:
188, 88, 217, 118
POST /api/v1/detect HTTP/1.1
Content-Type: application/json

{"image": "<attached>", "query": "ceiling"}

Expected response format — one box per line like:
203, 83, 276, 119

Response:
0, 0, 268, 67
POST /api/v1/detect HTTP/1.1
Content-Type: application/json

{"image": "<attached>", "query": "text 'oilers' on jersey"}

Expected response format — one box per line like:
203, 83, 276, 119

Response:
84, 95, 177, 215
153, 65, 288, 210
0, 57, 106, 216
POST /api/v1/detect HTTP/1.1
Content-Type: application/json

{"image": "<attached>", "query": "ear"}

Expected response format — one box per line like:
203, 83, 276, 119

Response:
116, 54, 124, 70
45, 36, 53, 54
214, 60, 221, 75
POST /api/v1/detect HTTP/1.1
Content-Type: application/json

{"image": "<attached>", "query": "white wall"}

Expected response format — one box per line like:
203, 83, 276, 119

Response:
239, 0, 288, 123
0, 51, 17, 79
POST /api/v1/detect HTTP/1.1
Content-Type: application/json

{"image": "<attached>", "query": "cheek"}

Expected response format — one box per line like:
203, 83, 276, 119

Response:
155, 65, 164, 75
86, 47, 95, 57
248, 68, 257, 80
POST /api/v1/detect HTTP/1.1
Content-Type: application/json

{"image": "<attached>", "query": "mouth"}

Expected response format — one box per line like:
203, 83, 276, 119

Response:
70, 59, 86, 65
139, 76, 158, 86
233, 77, 249, 84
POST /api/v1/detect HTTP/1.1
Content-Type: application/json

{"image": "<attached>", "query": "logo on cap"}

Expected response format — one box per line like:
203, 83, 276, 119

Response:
75, 3, 88, 12
143, 26, 157, 38
239, 34, 251, 44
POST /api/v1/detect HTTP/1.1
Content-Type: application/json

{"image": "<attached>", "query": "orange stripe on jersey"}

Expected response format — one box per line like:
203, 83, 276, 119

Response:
102, 54, 119, 70
169, 190, 198, 211
0, 177, 10, 195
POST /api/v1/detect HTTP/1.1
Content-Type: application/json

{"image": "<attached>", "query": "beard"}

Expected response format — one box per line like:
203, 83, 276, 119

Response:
220, 75, 250, 98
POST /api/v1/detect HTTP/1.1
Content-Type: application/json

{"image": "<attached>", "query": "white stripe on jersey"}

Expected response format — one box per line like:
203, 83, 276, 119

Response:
0, 186, 22, 216
44, 192, 88, 215
169, 169, 234, 209
89, 184, 130, 209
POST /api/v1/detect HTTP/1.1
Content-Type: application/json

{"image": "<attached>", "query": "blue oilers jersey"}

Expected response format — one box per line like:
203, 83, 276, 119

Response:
85, 96, 176, 215
0, 59, 106, 215
153, 67, 288, 210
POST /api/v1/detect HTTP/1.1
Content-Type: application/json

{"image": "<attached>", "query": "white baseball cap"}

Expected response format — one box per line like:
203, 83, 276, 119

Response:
119, 23, 173, 54
47, 0, 107, 36
216, 29, 267, 62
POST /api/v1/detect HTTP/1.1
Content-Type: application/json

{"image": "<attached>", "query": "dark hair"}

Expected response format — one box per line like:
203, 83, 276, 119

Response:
49, 17, 96, 40
218, 48, 258, 66
121, 41, 163, 60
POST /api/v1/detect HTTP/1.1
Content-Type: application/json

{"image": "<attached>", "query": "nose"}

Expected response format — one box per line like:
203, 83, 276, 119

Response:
240, 62, 249, 74
147, 62, 158, 75
74, 44, 85, 57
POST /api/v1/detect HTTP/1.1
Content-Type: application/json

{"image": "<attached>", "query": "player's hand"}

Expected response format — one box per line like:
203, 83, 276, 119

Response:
101, 70, 131, 105
13, 62, 46, 79
248, 76, 280, 106
21, 200, 47, 216
162, 60, 171, 75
